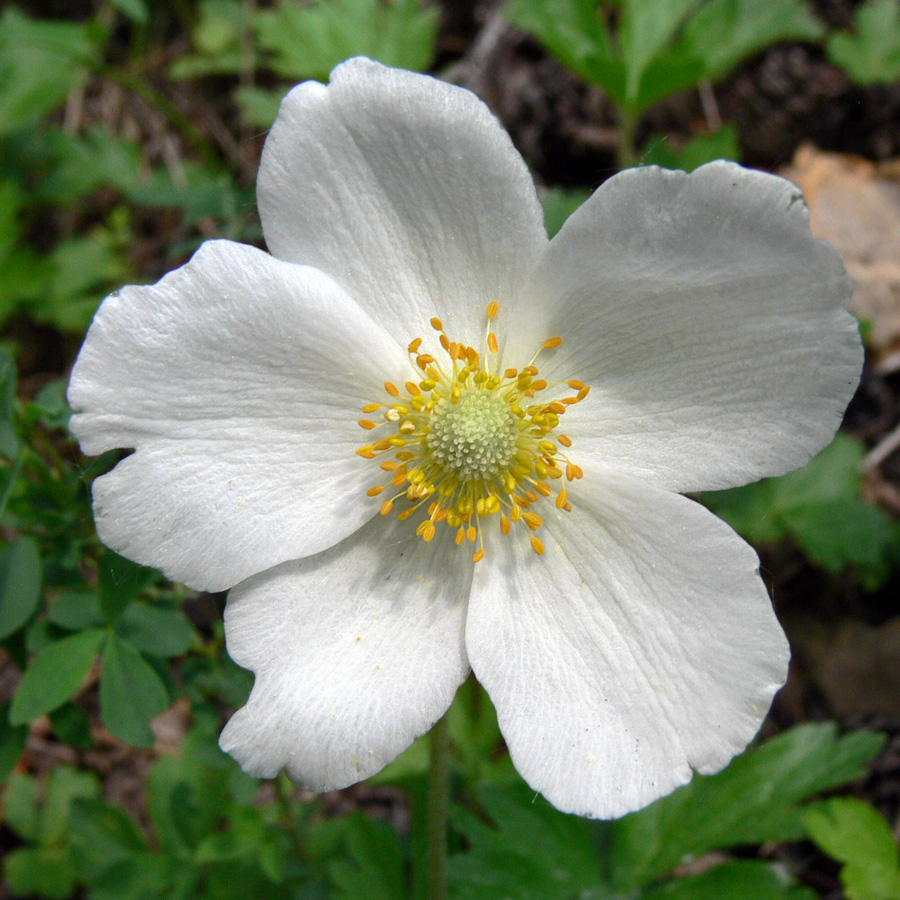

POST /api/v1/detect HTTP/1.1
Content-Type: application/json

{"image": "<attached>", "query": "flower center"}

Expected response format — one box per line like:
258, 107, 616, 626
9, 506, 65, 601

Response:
356, 303, 587, 563
428, 391, 518, 481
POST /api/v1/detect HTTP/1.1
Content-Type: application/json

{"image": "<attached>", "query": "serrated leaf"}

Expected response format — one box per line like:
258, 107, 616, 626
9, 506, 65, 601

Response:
703, 434, 897, 589
828, 0, 900, 85
619, 0, 698, 104
505, 0, 623, 101
0, 535, 43, 640
671, 0, 824, 83
449, 783, 607, 900
10, 628, 105, 724
100, 634, 169, 748
804, 798, 900, 900
330, 813, 407, 900
611, 723, 885, 890
258, 0, 438, 82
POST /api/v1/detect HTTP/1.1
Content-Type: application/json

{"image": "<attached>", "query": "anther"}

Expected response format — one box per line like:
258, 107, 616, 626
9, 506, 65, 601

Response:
486, 301, 498, 319
530, 535, 545, 555
543, 337, 562, 349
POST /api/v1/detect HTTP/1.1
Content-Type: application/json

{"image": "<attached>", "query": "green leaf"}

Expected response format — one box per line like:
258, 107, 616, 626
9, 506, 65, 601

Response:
31, 379, 73, 431
0, 343, 20, 458
449, 783, 606, 900
619, 0, 698, 104
98, 550, 160, 624
41, 765, 100, 845
611, 723, 885, 890
505, 0, 623, 102
0, 700, 27, 779
671, 0, 824, 83
49, 702, 93, 749
540, 187, 591, 238
828, 0, 900, 85
703, 434, 898, 589
329, 813, 408, 900
0, 535, 43, 640
100, 634, 169, 748
0, 8, 102, 134
69, 797, 147, 883
3, 846, 77, 899
642, 125, 741, 171
235, 85, 283, 129
116, 602, 193, 657
31, 229, 129, 333
10, 628, 105, 724
804, 798, 900, 900
110, 0, 149, 24
642, 859, 816, 899
48, 590, 104, 631
257, 0, 439, 81
3, 772, 41, 841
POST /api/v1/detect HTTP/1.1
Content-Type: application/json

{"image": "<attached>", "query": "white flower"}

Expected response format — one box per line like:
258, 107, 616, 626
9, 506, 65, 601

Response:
67, 58, 862, 819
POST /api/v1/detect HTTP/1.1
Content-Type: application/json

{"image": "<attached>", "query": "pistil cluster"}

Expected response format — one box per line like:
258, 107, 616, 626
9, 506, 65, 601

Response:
356, 304, 587, 562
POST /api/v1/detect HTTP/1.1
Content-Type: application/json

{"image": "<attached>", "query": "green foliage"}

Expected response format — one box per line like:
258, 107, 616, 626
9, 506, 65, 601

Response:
0, 535, 42, 640
172, 0, 440, 128
703, 434, 899, 589
540, 187, 592, 238
504, 0, 823, 115
10, 628, 106, 724
449, 785, 607, 899
827, 0, 900, 85
3, 765, 100, 899
257, 0, 440, 82
100, 635, 170, 747
610, 723, 885, 890
642, 124, 741, 170
0, 8, 102, 135
803, 798, 900, 900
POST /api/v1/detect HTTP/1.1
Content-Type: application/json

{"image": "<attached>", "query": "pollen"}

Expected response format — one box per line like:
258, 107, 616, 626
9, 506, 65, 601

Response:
356, 304, 587, 561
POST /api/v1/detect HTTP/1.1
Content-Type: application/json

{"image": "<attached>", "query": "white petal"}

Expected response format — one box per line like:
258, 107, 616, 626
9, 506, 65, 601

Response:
257, 58, 547, 349
68, 240, 407, 592
521, 162, 862, 492
219, 515, 471, 789
466, 469, 789, 819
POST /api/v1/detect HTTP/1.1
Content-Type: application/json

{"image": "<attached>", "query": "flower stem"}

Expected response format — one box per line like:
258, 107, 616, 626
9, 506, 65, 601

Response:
426, 714, 450, 900
616, 108, 639, 171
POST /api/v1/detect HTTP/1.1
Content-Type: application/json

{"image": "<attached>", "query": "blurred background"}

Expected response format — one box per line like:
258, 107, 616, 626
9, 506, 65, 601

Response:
1, 1, 900, 898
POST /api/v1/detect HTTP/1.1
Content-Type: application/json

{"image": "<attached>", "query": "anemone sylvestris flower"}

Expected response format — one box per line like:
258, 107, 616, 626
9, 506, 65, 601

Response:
68, 58, 862, 819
